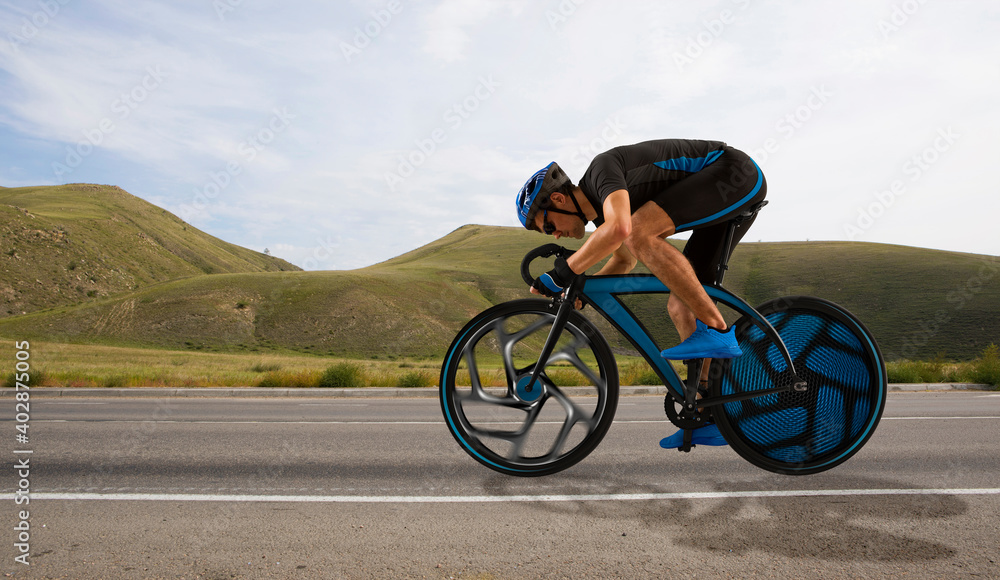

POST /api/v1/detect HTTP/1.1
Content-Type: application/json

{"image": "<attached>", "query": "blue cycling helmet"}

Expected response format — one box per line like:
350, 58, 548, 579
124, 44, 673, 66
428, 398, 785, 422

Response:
515, 161, 571, 231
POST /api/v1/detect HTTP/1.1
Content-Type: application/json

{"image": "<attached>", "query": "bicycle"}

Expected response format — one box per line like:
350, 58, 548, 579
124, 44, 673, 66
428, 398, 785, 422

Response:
439, 201, 886, 477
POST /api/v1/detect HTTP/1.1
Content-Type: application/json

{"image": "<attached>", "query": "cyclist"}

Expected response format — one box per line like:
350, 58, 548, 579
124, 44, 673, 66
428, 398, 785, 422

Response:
515, 139, 766, 449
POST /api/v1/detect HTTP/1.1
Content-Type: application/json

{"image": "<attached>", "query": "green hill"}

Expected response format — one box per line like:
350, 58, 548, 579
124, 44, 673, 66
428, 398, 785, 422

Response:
0, 184, 298, 317
0, 220, 996, 361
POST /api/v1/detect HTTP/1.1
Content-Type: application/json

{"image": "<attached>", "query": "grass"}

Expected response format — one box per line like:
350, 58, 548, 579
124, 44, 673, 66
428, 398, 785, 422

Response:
2, 339, 997, 390
0, 184, 297, 319
3, 223, 996, 365
886, 344, 1000, 386
0, 340, 442, 389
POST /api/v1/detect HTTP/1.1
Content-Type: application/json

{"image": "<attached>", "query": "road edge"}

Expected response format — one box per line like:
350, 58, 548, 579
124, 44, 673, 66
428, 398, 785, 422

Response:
2, 383, 994, 398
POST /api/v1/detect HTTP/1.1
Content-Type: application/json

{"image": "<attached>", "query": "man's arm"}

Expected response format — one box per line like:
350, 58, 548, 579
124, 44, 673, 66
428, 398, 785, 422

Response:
594, 244, 637, 276
565, 189, 632, 274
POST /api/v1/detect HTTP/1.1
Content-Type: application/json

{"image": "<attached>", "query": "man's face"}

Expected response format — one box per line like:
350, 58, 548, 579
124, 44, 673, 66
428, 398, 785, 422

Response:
534, 207, 584, 240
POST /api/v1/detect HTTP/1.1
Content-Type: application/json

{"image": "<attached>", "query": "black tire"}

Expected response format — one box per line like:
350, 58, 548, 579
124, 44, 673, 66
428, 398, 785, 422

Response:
440, 299, 619, 477
710, 296, 886, 475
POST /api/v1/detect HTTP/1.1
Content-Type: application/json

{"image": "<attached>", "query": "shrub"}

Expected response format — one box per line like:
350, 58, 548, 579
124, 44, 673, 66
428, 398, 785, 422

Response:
967, 344, 1000, 387
102, 375, 127, 388
3, 369, 46, 388
886, 362, 922, 384
886, 356, 964, 383
397, 371, 434, 389
318, 362, 364, 389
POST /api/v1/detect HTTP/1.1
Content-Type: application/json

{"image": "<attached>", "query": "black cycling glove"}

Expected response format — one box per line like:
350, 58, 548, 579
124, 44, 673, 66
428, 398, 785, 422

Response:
532, 256, 580, 298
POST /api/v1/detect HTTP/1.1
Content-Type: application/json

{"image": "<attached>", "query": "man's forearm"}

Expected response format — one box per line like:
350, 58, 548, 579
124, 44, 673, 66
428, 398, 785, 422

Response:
594, 252, 636, 276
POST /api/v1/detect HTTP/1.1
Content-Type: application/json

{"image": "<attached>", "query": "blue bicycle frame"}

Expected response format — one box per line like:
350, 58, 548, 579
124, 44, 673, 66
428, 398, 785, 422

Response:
581, 274, 806, 404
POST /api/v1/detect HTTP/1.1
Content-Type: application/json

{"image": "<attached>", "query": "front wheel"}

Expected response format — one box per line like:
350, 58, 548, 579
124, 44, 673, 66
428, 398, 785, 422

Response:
440, 300, 619, 477
710, 296, 887, 475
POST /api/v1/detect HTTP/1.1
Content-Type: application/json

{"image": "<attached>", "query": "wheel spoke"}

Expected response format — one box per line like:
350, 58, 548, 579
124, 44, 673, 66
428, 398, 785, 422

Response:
460, 340, 521, 407
500, 314, 553, 386
442, 301, 618, 475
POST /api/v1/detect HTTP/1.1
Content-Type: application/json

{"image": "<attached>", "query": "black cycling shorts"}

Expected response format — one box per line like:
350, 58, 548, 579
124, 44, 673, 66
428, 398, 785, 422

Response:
658, 147, 767, 284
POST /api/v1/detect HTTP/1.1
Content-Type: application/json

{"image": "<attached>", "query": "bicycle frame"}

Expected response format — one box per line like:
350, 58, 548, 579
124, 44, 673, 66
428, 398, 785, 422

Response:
577, 275, 807, 407
519, 248, 807, 411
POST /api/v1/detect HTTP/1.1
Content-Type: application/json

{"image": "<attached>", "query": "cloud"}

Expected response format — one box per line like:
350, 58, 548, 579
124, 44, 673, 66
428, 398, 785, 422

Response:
1, 0, 998, 271
421, 0, 501, 63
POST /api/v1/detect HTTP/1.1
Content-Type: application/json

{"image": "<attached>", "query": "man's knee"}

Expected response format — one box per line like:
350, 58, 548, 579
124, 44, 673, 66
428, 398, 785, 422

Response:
622, 230, 648, 256
626, 208, 674, 255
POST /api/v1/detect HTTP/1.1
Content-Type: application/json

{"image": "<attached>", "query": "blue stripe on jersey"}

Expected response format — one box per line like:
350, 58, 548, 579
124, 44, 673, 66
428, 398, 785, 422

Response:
653, 148, 724, 173
675, 157, 764, 231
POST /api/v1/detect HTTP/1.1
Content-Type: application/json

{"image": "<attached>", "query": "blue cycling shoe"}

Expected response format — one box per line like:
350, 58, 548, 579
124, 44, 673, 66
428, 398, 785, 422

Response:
659, 423, 728, 449
660, 320, 742, 360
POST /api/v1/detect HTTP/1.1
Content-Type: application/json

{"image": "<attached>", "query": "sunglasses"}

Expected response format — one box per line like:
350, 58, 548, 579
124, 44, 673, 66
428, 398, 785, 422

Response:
542, 210, 557, 235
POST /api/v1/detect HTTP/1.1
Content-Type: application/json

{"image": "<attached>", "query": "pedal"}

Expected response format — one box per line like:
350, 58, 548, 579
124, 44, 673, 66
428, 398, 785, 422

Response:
678, 429, 694, 453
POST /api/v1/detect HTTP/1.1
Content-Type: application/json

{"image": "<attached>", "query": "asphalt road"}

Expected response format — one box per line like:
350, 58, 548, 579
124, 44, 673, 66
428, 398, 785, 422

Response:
2, 392, 998, 579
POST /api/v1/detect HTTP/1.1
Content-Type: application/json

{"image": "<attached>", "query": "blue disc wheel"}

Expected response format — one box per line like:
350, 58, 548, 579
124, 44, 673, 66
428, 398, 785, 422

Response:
710, 296, 886, 475
439, 299, 619, 477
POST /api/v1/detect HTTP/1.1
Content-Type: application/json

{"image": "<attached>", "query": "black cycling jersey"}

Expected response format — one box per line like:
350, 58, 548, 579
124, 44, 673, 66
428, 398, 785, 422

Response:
579, 139, 764, 233
578, 139, 767, 284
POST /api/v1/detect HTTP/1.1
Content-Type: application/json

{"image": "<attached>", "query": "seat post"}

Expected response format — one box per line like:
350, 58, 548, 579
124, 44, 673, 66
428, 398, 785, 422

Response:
713, 199, 767, 287
714, 220, 738, 287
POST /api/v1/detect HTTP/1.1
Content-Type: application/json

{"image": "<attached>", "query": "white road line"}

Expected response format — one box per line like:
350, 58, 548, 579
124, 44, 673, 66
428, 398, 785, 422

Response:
882, 416, 1000, 420
9, 488, 1000, 504
30, 417, 1000, 425
36, 420, 444, 425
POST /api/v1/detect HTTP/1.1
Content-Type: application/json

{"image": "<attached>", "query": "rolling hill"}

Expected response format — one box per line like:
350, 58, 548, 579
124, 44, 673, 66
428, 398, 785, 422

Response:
0, 184, 298, 317
0, 209, 996, 361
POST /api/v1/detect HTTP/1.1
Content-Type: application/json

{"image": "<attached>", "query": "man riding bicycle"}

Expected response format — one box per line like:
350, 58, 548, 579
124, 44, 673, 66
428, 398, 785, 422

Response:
515, 139, 766, 449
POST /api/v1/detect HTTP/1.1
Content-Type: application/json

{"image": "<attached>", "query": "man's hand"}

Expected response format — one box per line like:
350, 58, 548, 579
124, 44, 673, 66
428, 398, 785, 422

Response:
529, 256, 579, 298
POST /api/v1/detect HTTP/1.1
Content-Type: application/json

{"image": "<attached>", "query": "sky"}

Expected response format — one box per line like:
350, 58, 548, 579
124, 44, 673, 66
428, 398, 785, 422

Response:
1, 0, 998, 270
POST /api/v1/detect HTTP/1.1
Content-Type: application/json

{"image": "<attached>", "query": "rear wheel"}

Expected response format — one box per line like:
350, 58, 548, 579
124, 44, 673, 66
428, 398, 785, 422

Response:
440, 299, 618, 477
710, 296, 886, 475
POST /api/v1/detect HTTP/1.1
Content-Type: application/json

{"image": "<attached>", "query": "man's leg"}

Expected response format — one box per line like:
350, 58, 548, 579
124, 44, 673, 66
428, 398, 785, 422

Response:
624, 201, 728, 331
667, 294, 712, 381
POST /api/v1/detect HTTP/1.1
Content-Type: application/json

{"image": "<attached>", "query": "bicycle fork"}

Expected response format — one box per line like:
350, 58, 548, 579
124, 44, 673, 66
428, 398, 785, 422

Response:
520, 285, 580, 398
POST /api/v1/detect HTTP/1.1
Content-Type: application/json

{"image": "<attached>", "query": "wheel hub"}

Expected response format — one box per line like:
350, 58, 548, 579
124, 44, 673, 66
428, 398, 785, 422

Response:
515, 375, 544, 402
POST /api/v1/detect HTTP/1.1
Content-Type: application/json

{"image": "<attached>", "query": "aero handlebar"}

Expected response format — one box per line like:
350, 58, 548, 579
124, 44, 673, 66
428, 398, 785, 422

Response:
519, 244, 575, 287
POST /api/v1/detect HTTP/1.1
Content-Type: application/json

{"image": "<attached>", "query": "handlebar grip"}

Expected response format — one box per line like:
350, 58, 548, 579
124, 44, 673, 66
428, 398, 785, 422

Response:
520, 244, 572, 286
